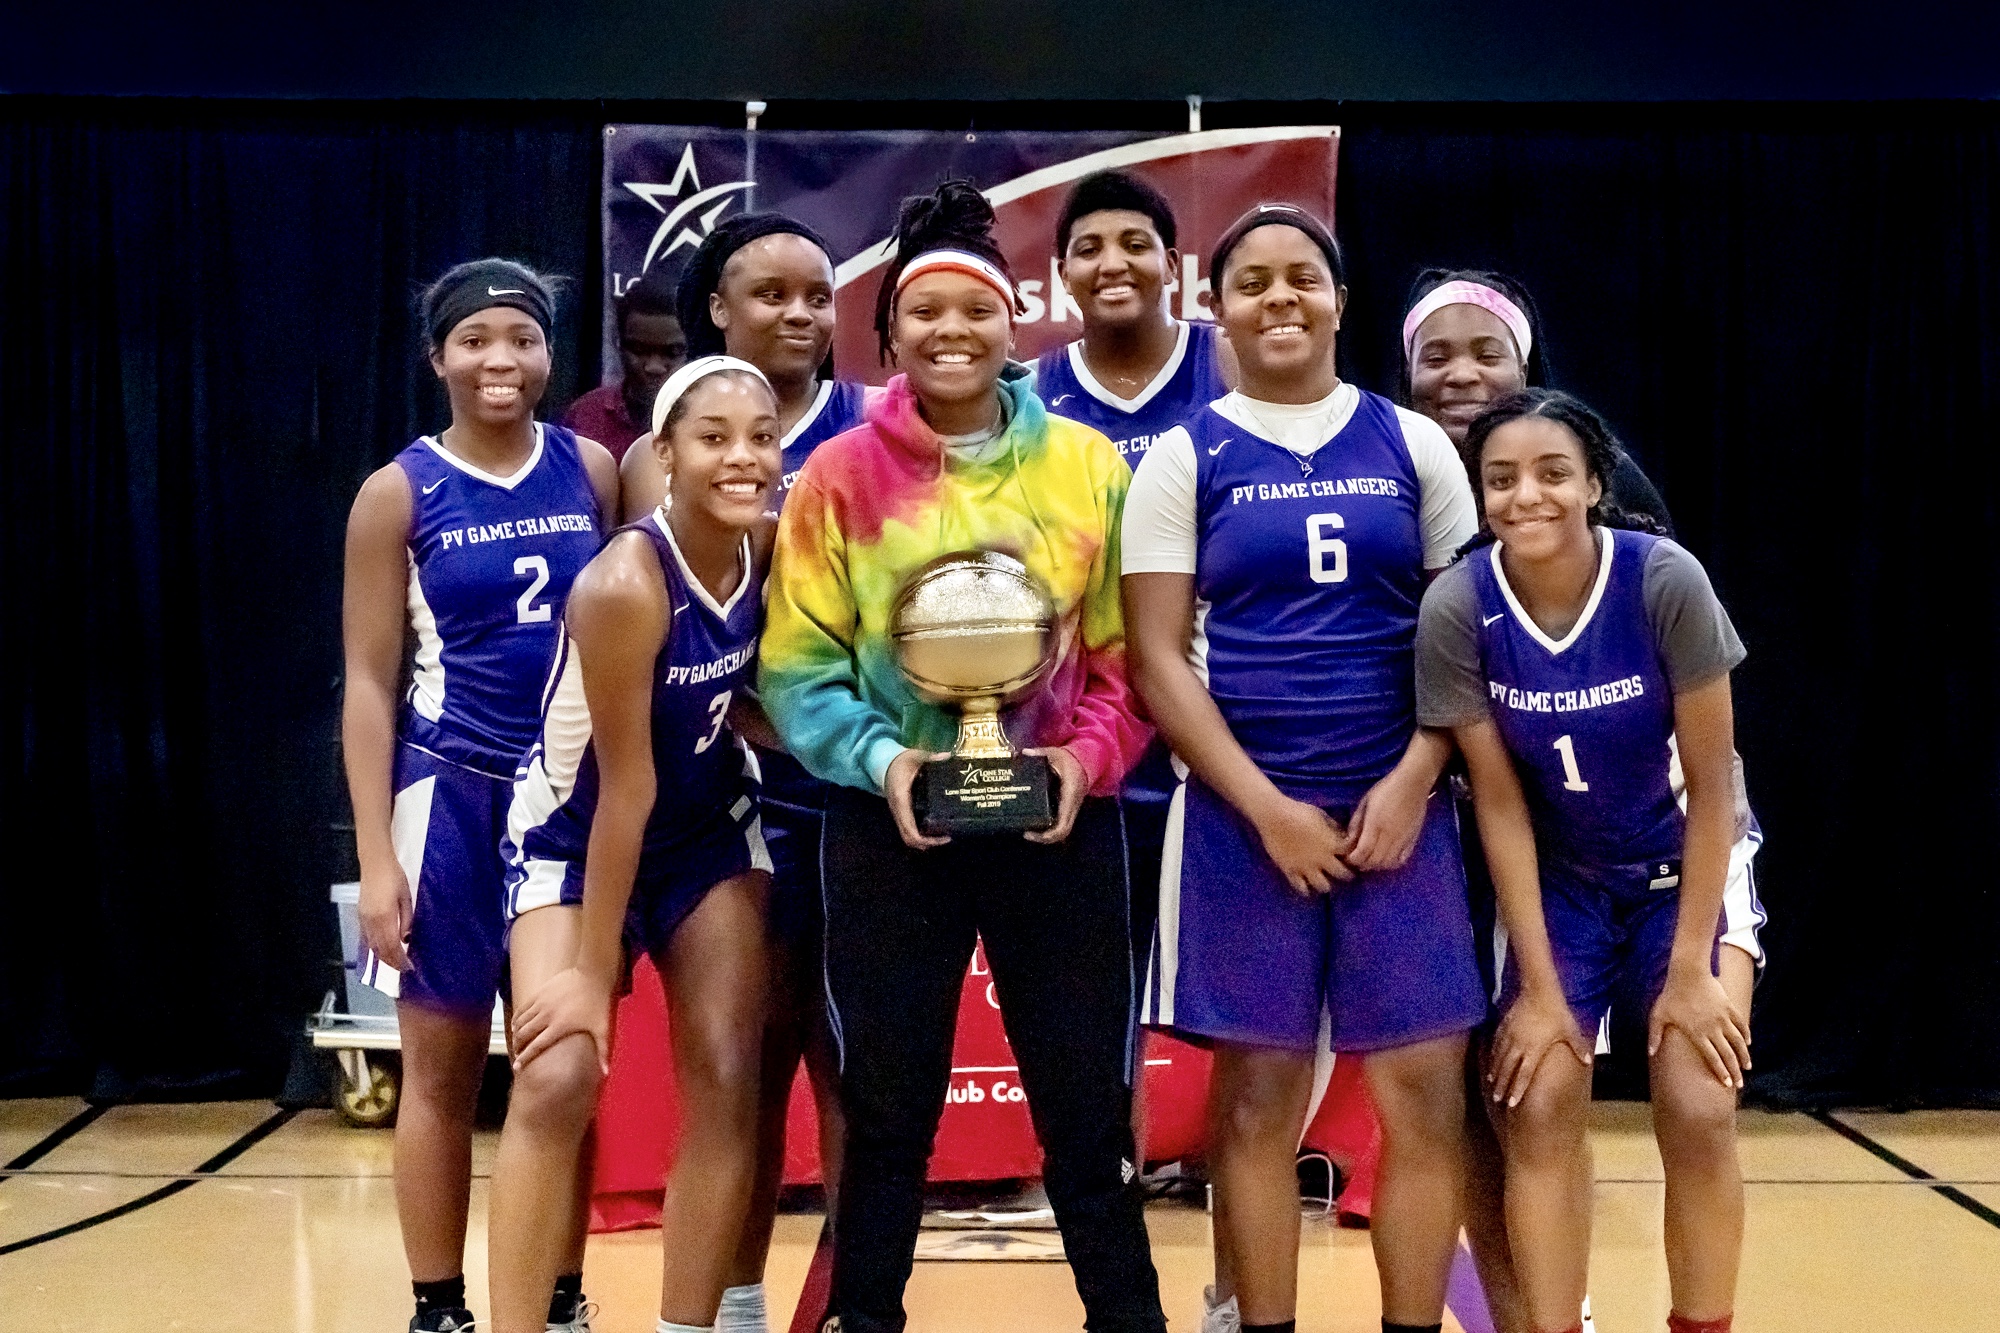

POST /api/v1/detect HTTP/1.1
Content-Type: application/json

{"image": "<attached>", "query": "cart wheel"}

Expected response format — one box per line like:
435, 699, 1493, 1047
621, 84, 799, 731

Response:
336, 1053, 399, 1128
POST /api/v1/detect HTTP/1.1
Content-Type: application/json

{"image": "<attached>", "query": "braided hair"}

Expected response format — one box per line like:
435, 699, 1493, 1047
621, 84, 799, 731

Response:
674, 212, 836, 361
872, 179, 1022, 364
1458, 388, 1666, 555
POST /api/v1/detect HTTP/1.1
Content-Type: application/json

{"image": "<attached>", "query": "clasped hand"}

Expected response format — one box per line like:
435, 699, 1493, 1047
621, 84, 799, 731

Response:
1255, 764, 1432, 895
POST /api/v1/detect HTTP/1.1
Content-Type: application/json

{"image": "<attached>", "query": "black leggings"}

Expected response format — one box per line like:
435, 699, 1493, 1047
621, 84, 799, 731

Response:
822, 787, 1167, 1333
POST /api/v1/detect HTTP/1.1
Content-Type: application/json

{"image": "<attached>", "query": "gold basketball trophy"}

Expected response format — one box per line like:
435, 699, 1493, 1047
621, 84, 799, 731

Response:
890, 551, 1060, 835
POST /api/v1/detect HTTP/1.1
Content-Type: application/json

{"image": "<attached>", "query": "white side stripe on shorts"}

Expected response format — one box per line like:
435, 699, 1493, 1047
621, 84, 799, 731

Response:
359, 773, 437, 997
1143, 782, 1190, 1027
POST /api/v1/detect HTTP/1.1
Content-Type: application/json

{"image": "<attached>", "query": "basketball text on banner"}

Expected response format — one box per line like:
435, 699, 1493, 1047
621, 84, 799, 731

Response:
600, 124, 1339, 385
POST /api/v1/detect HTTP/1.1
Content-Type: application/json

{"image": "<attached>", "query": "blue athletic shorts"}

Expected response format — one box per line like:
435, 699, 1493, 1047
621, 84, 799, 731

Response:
1496, 854, 1728, 1038
507, 790, 773, 962
1145, 777, 1486, 1053
356, 743, 510, 1017
755, 747, 826, 949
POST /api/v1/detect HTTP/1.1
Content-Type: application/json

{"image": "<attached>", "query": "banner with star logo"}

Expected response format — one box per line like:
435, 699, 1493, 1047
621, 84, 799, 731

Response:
600, 124, 1339, 383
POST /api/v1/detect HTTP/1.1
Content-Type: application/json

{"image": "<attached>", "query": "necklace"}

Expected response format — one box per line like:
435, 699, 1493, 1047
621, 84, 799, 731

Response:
1234, 381, 1346, 478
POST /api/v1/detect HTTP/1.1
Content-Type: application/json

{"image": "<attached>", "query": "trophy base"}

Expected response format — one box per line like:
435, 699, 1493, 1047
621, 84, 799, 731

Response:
914, 752, 1055, 836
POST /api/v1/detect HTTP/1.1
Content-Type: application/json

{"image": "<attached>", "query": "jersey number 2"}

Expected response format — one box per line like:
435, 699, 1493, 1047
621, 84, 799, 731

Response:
1307, 513, 1348, 584
514, 555, 551, 623
695, 691, 732, 754
1552, 734, 1590, 792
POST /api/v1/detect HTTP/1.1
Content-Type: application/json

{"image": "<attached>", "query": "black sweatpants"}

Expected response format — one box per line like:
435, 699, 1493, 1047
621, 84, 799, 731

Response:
822, 787, 1167, 1333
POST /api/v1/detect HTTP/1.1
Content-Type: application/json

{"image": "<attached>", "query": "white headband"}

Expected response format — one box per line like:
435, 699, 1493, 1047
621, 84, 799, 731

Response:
894, 247, 1017, 308
650, 355, 773, 437
1402, 281, 1533, 365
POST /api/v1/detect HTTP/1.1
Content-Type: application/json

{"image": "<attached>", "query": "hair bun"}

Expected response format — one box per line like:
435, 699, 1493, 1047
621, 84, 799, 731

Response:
895, 179, 997, 256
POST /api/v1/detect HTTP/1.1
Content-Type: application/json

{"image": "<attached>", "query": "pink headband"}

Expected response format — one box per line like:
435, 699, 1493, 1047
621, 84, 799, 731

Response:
895, 248, 1017, 310
1402, 281, 1533, 364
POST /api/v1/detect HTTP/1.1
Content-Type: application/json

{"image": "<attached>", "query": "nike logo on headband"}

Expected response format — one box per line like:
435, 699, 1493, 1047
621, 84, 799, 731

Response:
488, 287, 526, 296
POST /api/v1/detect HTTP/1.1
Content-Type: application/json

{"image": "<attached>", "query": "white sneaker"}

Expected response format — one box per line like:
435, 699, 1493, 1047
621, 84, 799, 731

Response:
1201, 1285, 1241, 1333
547, 1300, 596, 1333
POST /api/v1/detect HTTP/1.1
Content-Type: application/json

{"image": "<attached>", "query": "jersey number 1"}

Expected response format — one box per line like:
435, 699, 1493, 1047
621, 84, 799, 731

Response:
1552, 734, 1590, 792
515, 555, 552, 623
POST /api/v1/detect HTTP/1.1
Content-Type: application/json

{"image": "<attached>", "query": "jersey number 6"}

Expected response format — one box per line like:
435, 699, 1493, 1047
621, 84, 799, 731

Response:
1307, 513, 1349, 585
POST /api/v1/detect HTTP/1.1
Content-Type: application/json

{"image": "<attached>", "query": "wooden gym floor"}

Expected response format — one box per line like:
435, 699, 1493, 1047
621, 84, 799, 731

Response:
2, 1099, 1997, 1331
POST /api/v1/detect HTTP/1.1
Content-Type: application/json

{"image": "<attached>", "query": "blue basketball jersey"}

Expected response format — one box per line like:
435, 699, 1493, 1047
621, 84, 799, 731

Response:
773, 380, 870, 512
1188, 390, 1426, 802
507, 511, 763, 875
1035, 321, 1227, 466
395, 424, 603, 777
1466, 528, 1682, 870
763, 380, 868, 804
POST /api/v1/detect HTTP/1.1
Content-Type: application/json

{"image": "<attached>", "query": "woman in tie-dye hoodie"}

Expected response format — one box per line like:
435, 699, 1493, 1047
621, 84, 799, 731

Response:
760, 181, 1166, 1333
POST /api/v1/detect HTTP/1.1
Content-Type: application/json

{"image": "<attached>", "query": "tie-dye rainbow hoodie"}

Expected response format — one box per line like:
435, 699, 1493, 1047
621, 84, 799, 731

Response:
760, 371, 1149, 797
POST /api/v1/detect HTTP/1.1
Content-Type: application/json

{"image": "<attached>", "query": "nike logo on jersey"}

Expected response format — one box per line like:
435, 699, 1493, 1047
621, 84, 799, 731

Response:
422, 478, 448, 495
1050, 393, 1073, 407
488, 286, 526, 296
1208, 438, 1231, 456
1483, 612, 1506, 626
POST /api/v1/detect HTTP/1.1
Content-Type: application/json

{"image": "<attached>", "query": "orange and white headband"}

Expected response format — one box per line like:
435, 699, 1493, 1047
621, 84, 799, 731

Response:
1402, 281, 1533, 364
895, 248, 1017, 310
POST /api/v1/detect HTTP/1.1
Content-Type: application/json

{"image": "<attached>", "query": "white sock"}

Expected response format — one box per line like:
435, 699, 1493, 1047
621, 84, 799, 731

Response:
656, 1322, 713, 1333
716, 1284, 769, 1333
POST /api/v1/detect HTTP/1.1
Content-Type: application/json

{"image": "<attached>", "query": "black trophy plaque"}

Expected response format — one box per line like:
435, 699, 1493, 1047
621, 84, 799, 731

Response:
913, 710, 1056, 836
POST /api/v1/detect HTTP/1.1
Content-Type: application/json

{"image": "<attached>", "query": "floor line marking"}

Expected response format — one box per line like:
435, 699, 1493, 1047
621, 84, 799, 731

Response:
1809, 1110, 2000, 1232
1, 1105, 108, 1176
0, 1108, 297, 1257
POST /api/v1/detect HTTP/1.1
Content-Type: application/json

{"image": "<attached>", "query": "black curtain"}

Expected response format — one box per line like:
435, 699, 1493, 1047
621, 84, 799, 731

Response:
4, 97, 1996, 1107
0, 100, 604, 1098
1328, 103, 2000, 1107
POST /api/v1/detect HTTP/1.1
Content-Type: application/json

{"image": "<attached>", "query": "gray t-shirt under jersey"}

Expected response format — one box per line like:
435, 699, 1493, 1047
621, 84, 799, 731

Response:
1416, 535, 1746, 728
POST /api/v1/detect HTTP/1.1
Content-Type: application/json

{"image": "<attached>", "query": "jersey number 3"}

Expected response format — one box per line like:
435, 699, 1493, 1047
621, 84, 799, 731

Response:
515, 555, 552, 623
695, 690, 732, 754
1307, 513, 1348, 584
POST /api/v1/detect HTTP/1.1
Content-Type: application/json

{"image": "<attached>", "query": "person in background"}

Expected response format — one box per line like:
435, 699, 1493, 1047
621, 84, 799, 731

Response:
1400, 269, 1668, 532
620, 214, 866, 523
1034, 167, 1236, 1187
564, 271, 687, 461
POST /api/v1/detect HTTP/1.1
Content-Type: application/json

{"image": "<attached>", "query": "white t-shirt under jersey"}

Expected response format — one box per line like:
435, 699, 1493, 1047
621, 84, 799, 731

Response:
1122, 382, 1478, 574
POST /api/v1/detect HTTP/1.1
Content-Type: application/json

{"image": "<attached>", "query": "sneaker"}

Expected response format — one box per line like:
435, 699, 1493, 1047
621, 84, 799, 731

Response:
548, 1300, 597, 1333
1201, 1285, 1241, 1333
410, 1310, 477, 1333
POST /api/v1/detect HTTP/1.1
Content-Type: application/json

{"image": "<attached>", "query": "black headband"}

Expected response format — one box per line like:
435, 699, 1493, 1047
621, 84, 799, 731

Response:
426, 261, 554, 347
1209, 203, 1346, 291
678, 214, 834, 359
